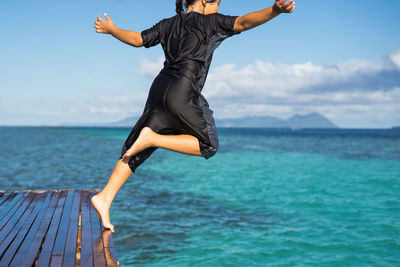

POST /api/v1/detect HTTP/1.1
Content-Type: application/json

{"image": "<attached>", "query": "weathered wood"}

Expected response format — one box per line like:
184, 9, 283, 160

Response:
0, 192, 28, 232
8, 191, 53, 267
0, 189, 119, 267
89, 192, 107, 267
0, 192, 13, 206
81, 190, 94, 267
37, 190, 67, 267
0, 192, 35, 253
19, 191, 60, 267
62, 190, 81, 267
0, 192, 44, 266
50, 190, 75, 267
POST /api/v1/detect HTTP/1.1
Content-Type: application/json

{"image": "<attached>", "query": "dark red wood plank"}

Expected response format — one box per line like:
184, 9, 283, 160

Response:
49, 190, 75, 267
81, 190, 94, 267
9, 191, 53, 267
62, 190, 81, 267
100, 226, 119, 267
37, 190, 67, 267
0, 192, 28, 231
0, 189, 119, 267
0, 192, 13, 206
0, 192, 44, 266
19, 191, 60, 267
0, 192, 35, 253
89, 192, 107, 267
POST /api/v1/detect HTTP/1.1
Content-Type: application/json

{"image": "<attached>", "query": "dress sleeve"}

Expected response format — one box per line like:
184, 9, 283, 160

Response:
211, 13, 241, 37
141, 19, 164, 48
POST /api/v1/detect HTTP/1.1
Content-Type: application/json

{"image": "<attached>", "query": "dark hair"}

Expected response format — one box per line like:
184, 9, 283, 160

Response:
175, 0, 218, 14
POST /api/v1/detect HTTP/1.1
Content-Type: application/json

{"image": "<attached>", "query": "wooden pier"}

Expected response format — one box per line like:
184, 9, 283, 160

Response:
0, 189, 119, 267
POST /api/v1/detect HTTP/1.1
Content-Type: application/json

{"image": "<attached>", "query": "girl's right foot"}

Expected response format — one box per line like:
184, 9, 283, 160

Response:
91, 194, 115, 232
122, 127, 156, 162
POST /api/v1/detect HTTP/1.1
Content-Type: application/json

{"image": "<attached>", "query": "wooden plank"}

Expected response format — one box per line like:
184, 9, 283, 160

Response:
5, 191, 51, 267
9, 191, 53, 267
0, 192, 27, 231
81, 190, 94, 267
100, 224, 119, 267
0, 191, 44, 266
89, 192, 107, 267
50, 190, 75, 267
0, 189, 119, 267
36, 190, 68, 267
19, 191, 60, 267
0, 192, 35, 252
0, 192, 13, 206
62, 190, 81, 267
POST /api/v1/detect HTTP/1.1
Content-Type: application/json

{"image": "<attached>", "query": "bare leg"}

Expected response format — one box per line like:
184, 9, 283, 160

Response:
122, 126, 202, 162
91, 159, 133, 232
92, 126, 202, 232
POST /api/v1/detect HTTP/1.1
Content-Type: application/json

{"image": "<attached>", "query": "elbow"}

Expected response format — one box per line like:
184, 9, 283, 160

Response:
130, 32, 144, 48
234, 17, 248, 33
131, 37, 143, 47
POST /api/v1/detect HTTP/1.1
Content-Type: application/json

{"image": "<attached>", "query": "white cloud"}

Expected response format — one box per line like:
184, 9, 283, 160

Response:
389, 50, 400, 69
33, 93, 149, 124
138, 57, 164, 77
138, 50, 400, 128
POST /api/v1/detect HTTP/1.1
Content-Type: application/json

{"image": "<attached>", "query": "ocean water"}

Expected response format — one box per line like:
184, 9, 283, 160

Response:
0, 126, 399, 266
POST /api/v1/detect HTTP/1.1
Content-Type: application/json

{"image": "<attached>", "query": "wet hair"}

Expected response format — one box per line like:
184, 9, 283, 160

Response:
176, 0, 218, 14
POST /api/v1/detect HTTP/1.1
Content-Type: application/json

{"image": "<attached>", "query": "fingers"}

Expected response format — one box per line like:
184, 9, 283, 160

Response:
94, 18, 102, 33
104, 13, 111, 21
281, 0, 295, 13
282, 0, 293, 9
94, 14, 108, 33
275, 0, 295, 13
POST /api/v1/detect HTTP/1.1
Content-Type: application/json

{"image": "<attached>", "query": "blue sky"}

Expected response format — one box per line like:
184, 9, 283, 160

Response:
1, 0, 399, 128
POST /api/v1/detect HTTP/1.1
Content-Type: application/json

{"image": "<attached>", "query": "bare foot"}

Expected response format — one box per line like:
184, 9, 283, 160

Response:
91, 194, 115, 232
122, 127, 155, 163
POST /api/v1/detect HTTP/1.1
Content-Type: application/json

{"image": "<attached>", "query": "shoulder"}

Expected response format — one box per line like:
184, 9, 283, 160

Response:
152, 14, 179, 29
206, 12, 240, 35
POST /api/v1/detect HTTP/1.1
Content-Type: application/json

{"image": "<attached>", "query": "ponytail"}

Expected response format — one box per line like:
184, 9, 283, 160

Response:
176, 0, 184, 13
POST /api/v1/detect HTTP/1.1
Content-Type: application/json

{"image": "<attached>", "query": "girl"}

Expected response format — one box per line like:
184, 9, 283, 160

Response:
92, 0, 295, 232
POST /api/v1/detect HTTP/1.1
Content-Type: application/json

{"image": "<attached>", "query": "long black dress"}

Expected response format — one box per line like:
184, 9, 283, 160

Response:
120, 10, 241, 172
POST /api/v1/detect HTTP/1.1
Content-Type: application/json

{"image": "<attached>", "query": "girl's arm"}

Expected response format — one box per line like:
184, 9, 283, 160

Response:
233, 0, 295, 32
94, 13, 143, 47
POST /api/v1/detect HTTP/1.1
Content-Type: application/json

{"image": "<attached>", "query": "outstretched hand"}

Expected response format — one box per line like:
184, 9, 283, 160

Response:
273, 0, 295, 13
94, 13, 115, 34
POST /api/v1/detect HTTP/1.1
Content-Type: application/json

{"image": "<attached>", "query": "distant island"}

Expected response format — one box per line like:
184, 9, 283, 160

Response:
60, 112, 339, 129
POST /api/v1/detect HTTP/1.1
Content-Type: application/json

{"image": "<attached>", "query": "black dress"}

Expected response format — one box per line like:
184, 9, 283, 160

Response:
120, 10, 241, 172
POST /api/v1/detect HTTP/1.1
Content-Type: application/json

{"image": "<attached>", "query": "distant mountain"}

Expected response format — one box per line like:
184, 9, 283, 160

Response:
215, 116, 282, 127
60, 111, 338, 129
216, 112, 338, 129
58, 116, 141, 127
280, 112, 338, 129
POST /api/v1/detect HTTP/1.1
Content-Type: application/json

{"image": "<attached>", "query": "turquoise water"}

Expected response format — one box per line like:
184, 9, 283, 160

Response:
1, 126, 399, 266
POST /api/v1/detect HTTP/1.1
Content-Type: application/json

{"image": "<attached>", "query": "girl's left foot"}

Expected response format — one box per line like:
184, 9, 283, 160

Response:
122, 127, 155, 162
91, 194, 115, 232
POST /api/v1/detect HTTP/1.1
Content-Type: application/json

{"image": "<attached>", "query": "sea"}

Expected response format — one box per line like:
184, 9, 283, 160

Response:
0, 126, 399, 266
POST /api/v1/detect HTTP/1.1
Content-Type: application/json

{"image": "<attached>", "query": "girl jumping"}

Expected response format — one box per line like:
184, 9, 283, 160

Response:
92, 0, 295, 232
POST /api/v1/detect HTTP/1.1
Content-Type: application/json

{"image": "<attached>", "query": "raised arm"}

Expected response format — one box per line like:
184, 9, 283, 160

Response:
233, 0, 295, 32
94, 13, 143, 47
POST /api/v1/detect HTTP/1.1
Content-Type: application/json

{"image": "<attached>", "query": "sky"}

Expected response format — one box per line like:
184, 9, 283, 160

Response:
1, 0, 399, 128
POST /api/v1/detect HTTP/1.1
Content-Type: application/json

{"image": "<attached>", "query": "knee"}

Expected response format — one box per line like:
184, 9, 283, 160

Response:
199, 139, 219, 159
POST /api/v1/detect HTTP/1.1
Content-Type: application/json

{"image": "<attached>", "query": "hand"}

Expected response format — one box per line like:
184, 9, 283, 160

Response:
273, 0, 295, 14
94, 13, 115, 34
